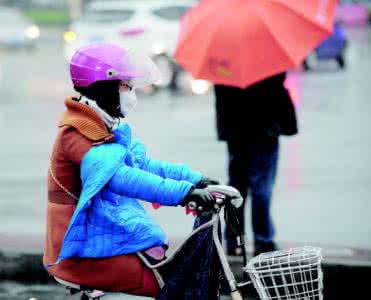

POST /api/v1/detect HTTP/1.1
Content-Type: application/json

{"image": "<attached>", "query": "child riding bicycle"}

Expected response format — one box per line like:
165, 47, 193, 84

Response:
44, 43, 219, 298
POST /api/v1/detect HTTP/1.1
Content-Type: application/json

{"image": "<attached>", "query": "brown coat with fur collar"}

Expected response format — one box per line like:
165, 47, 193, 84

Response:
43, 99, 151, 293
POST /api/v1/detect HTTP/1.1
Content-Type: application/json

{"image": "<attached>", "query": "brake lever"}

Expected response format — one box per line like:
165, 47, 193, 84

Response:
206, 185, 243, 208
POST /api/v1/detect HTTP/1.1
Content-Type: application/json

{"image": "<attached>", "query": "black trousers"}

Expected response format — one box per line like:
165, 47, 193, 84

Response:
224, 138, 279, 250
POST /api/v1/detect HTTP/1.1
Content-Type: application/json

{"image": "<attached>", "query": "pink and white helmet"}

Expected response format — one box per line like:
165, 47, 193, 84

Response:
70, 43, 161, 88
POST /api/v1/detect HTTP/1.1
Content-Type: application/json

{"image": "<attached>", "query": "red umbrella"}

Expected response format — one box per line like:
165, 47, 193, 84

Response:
175, 0, 338, 88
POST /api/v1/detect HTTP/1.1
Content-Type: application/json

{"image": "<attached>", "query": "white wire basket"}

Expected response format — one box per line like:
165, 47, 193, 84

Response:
244, 247, 323, 300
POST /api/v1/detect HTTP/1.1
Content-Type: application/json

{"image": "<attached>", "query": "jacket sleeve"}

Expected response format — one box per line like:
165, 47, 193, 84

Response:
107, 164, 194, 206
140, 157, 203, 185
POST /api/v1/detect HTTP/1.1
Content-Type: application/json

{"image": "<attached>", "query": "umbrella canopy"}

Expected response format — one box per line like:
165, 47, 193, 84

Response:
175, 0, 338, 88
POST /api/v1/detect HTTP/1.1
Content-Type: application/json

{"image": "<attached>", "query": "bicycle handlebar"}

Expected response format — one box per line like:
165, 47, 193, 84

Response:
187, 185, 243, 213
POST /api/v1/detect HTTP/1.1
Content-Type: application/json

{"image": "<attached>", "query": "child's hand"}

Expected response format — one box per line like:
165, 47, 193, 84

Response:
182, 188, 215, 211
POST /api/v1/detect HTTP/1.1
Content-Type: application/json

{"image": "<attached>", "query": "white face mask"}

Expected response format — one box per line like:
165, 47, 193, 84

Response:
119, 89, 137, 117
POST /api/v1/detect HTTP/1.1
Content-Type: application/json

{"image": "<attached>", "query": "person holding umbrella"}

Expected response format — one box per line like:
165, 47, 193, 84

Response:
214, 73, 297, 256
175, 0, 337, 256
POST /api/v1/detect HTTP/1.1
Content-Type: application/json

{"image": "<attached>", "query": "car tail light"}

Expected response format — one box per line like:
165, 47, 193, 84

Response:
120, 28, 145, 37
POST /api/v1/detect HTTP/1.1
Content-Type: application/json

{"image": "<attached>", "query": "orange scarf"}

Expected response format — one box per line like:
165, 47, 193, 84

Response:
59, 98, 114, 143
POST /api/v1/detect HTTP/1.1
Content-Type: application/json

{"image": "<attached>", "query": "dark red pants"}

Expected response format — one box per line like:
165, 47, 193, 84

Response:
127, 267, 160, 298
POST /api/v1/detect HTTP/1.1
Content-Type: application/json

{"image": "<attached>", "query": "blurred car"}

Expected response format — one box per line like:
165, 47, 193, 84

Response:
303, 24, 347, 71
64, 0, 201, 90
0, 7, 40, 49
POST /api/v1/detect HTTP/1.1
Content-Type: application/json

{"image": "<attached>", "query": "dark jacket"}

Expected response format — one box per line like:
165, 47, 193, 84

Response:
214, 73, 298, 141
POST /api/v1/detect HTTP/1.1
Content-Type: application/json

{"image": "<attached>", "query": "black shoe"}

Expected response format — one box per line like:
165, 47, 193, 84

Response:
254, 242, 278, 257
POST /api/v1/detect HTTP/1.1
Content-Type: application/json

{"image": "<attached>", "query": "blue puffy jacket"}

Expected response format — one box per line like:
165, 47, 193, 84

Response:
53, 124, 202, 265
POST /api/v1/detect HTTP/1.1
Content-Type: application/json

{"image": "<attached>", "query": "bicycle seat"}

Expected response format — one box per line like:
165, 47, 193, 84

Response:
54, 276, 105, 300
